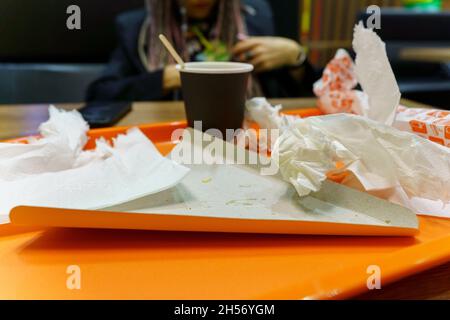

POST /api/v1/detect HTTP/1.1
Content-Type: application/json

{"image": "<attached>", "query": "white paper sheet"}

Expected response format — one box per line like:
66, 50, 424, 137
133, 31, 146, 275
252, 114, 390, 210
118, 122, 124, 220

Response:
0, 108, 189, 224
353, 22, 401, 125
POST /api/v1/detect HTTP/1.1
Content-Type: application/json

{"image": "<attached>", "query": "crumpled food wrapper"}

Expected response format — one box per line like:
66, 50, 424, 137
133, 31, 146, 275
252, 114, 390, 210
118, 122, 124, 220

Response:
313, 49, 369, 117
245, 23, 450, 217
314, 23, 401, 126
247, 98, 450, 217
395, 106, 450, 148
272, 113, 450, 216
0, 107, 189, 224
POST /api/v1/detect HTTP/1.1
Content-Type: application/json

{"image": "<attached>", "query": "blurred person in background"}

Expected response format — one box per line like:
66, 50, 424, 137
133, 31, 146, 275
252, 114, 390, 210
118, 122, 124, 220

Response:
87, 0, 315, 102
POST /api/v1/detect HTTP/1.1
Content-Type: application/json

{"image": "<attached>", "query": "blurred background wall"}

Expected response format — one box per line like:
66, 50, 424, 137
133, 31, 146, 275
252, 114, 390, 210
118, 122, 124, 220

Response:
0, 0, 449, 107
301, 0, 402, 67
300, 0, 450, 67
299, 0, 450, 108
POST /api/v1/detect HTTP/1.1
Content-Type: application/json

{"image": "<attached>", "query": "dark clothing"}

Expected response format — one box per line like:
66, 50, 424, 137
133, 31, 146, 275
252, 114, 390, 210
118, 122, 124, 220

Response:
86, 0, 315, 102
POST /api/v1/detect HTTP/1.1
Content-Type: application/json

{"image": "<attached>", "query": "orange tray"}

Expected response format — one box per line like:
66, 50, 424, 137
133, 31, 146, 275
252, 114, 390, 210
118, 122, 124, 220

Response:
1, 108, 450, 300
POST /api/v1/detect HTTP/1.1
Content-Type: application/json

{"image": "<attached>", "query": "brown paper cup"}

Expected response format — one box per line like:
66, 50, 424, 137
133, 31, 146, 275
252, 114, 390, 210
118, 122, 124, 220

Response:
177, 62, 253, 136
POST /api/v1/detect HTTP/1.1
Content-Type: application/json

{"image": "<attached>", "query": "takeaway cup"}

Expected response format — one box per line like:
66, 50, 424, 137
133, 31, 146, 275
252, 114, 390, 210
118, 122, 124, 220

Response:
177, 62, 254, 136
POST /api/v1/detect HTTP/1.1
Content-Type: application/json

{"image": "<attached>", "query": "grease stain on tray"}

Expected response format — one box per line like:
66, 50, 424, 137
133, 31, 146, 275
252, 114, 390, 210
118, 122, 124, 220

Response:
226, 198, 258, 206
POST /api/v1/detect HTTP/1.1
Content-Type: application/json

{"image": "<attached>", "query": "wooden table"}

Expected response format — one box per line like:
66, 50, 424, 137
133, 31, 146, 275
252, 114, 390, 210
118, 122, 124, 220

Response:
0, 98, 431, 141
0, 98, 448, 300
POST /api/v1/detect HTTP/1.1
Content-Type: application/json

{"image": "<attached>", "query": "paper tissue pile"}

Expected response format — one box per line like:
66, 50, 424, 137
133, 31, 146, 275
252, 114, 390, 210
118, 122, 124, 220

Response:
246, 24, 450, 218
0, 107, 189, 224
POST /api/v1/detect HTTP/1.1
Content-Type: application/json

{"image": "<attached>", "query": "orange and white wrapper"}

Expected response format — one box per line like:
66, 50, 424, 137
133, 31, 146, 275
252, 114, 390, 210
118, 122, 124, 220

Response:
313, 49, 369, 117
394, 106, 450, 148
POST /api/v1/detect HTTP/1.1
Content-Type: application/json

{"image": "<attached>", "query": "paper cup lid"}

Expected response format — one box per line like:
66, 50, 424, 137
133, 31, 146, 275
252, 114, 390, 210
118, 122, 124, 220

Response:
176, 62, 254, 74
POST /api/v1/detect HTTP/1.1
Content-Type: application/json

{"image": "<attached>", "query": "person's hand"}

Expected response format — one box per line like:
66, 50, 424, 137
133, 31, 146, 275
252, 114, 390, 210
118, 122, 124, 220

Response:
163, 64, 181, 91
232, 37, 303, 73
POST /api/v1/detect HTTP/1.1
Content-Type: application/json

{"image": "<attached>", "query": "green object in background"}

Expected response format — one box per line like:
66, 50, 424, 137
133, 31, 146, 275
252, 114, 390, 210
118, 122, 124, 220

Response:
402, 0, 442, 11
191, 26, 231, 62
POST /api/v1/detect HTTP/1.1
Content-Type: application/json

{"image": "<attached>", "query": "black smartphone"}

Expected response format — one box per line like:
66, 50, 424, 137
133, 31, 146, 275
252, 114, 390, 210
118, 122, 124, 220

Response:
79, 101, 132, 128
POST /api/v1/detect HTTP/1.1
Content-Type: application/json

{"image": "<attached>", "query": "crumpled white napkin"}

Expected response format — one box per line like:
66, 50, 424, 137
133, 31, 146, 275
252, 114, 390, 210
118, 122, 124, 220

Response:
0, 106, 89, 181
244, 98, 298, 153
272, 114, 450, 214
0, 107, 189, 224
245, 98, 297, 131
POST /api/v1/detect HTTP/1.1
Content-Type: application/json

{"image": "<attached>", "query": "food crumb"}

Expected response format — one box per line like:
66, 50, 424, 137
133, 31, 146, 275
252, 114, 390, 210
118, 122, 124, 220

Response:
201, 177, 212, 184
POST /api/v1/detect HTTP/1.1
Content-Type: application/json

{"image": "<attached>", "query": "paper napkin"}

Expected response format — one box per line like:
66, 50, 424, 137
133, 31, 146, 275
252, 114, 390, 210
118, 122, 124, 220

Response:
0, 107, 189, 224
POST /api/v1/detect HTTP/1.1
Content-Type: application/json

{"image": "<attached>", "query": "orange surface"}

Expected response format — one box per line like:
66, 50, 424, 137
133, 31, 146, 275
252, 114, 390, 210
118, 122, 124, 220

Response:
1, 108, 450, 300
